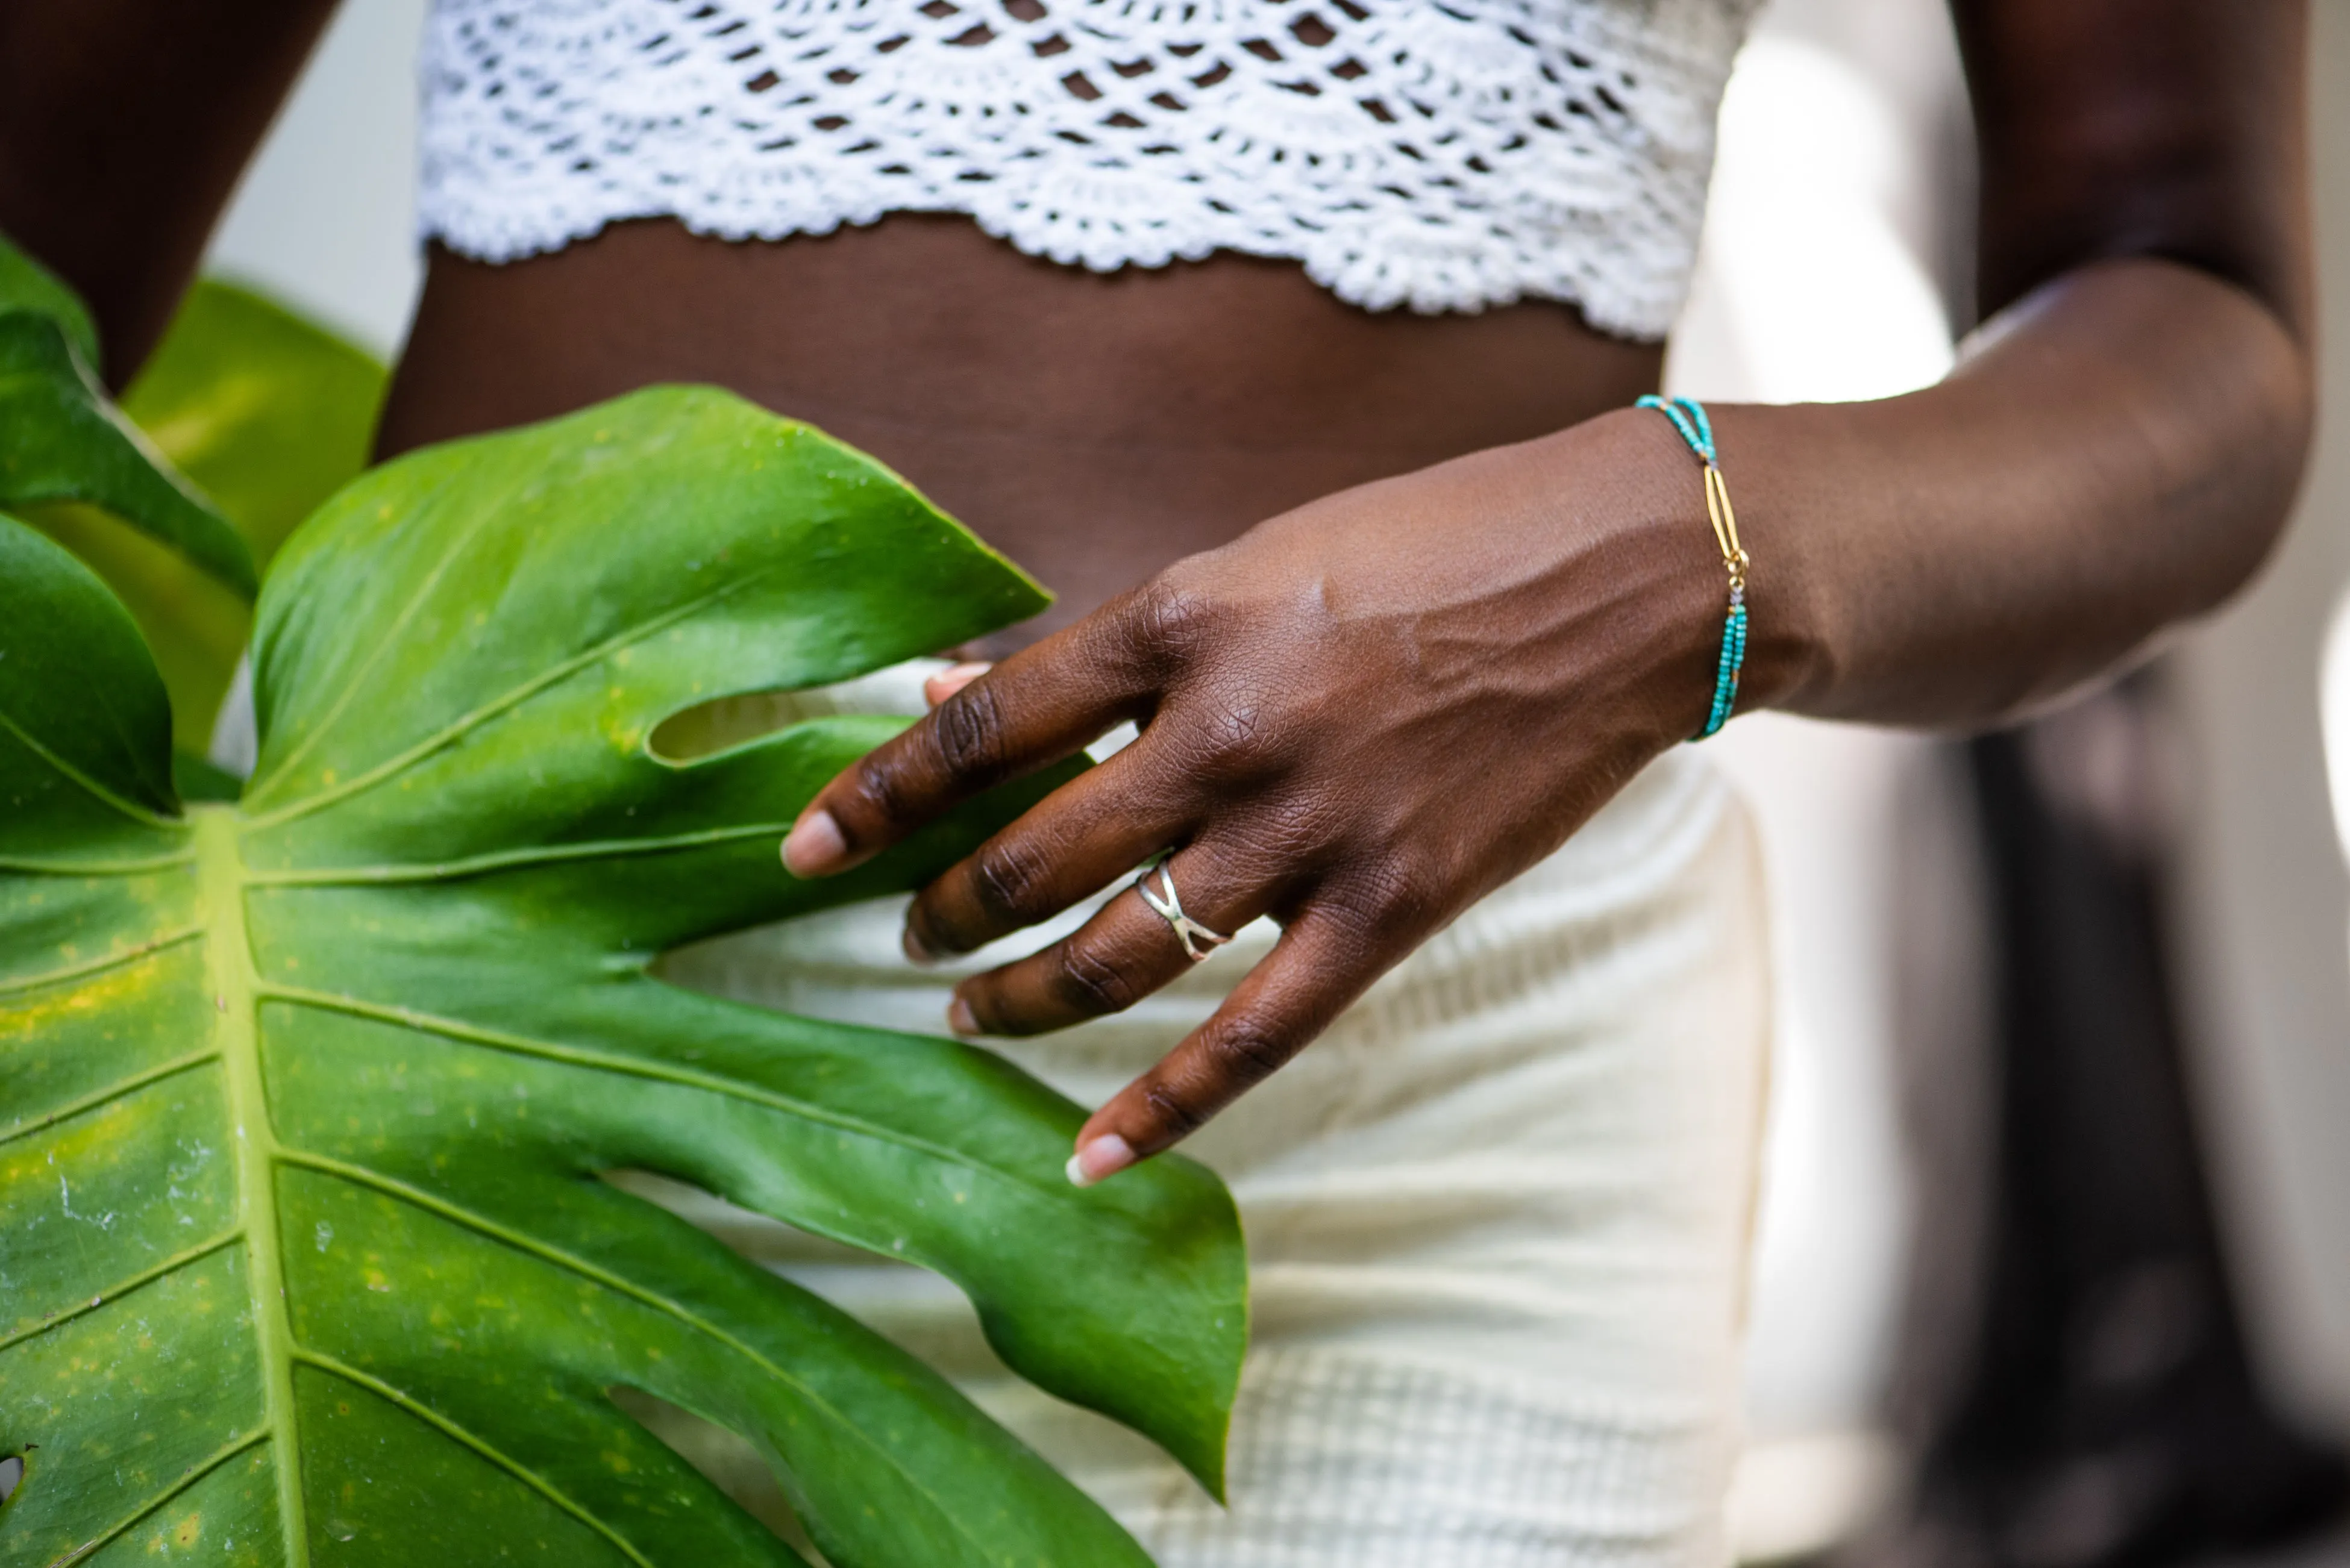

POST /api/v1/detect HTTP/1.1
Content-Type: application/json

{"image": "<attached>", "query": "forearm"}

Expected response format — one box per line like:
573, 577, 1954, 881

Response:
1700, 257, 2312, 729
0, 0, 339, 383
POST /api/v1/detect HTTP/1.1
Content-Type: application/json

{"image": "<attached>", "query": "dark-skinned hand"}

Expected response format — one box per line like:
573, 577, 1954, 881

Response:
782, 410, 1741, 1183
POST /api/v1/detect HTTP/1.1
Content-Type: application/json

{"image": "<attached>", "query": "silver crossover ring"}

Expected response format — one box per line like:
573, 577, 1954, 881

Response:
1136, 857, 1233, 963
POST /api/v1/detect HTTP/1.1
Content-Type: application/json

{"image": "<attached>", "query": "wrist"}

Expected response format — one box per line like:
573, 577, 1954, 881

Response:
1396, 407, 1706, 764
1590, 399, 1831, 731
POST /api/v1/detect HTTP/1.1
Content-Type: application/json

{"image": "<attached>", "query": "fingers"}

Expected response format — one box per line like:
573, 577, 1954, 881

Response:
903, 743, 1194, 963
947, 839, 1274, 1038
783, 622, 1152, 878
1066, 910, 1373, 1185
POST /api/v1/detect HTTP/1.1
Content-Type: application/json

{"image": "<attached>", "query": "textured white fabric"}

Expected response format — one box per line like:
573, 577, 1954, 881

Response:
419, 0, 1762, 335
657, 660, 1772, 1566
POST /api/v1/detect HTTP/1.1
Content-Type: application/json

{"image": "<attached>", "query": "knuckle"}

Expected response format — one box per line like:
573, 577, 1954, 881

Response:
1204, 1019, 1289, 1089
1194, 699, 1264, 766
1349, 886, 1435, 952
1367, 865, 1441, 929
1125, 578, 1221, 665
1236, 787, 1335, 861
853, 748, 922, 825
1142, 1081, 1211, 1137
1327, 844, 1449, 939
932, 681, 1010, 781
970, 836, 1053, 925
1050, 939, 1145, 1017
1181, 690, 1289, 784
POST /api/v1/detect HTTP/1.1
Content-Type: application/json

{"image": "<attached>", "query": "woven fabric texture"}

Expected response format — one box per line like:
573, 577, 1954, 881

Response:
655, 660, 1772, 1566
419, 0, 1761, 336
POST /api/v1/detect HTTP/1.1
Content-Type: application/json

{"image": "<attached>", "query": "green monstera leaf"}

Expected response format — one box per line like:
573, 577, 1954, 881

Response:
0, 239, 99, 371
121, 278, 388, 571
0, 235, 255, 607
0, 388, 1246, 1566
7, 257, 389, 758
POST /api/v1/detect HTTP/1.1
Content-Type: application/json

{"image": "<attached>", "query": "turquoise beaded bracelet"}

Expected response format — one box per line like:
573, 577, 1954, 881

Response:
1635, 394, 1749, 740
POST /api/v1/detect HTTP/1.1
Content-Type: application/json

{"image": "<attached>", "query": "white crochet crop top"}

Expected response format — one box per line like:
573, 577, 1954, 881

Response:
418, 0, 1760, 339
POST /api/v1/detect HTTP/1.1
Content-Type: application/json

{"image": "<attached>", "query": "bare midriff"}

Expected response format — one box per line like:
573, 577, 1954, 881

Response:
379, 213, 1665, 656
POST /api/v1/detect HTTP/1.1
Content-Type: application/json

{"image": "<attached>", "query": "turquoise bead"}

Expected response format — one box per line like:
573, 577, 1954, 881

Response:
1639, 395, 1747, 742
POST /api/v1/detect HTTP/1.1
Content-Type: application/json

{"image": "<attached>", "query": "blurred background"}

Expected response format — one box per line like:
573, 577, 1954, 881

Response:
181, 0, 2350, 1560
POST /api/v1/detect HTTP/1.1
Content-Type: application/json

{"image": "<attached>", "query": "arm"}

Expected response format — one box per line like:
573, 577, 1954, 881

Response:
1753, 0, 2312, 725
783, 0, 2313, 1180
0, 0, 340, 383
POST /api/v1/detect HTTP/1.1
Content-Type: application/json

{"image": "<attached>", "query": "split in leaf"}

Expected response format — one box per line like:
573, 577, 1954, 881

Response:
0, 234, 389, 753
0, 233, 255, 605
0, 387, 1245, 1566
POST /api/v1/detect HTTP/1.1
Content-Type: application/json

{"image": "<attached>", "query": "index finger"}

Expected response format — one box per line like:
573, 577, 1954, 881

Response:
780, 612, 1155, 878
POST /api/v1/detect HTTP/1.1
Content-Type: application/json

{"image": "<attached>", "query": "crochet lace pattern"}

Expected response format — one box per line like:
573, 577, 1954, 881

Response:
419, 0, 1761, 338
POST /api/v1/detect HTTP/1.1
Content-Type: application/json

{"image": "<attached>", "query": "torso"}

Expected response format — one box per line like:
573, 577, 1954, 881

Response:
377, 214, 1665, 654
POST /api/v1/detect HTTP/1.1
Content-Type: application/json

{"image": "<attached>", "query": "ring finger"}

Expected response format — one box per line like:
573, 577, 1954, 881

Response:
948, 840, 1278, 1039
904, 743, 1196, 961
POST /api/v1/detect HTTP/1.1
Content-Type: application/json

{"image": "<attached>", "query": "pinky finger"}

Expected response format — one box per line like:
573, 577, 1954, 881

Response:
1067, 911, 1380, 1184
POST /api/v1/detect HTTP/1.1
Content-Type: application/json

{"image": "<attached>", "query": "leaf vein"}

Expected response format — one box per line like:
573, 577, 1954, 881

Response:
255, 983, 1048, 1195
0, 851, 195, 876
287, 1348, 660, 1568
32, 1426, 270, 1568
0, 1049, 222, 1151
0, 924, 202, 998
0, 1229, 243, 1354
238, 481, 523, 814
0, 704, 179, 830
275, 1148, 996, 1555
243, 822, 792, 887
243, 568, 772, 831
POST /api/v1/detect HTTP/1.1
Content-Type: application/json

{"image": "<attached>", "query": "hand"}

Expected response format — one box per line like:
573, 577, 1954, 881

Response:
781, 408, 1737, 1182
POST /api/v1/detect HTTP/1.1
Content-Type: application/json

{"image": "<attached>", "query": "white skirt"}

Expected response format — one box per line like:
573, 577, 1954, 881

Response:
659, 661, 1773, 1568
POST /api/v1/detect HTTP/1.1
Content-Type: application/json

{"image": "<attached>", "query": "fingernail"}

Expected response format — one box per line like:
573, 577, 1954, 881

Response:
903, 923, 939, 966
947, 996, 979, 1036
1065, 1133, 1136, 1188
925, 661, 992, 707
781, 809, 847, 876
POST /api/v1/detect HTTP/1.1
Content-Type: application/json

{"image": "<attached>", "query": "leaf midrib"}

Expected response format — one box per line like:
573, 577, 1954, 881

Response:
193, 805, 308, 1562
192, 806, 1019, 1568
